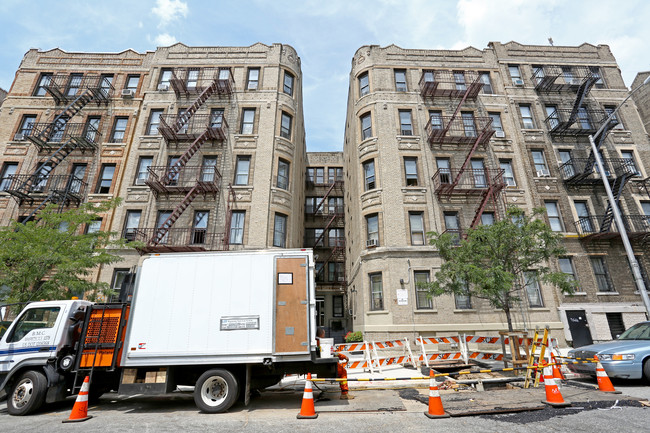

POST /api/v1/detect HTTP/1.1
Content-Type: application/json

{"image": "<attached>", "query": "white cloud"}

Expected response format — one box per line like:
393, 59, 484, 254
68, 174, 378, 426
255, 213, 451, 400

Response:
154, 33, 177, 46
152, 0, 188, 28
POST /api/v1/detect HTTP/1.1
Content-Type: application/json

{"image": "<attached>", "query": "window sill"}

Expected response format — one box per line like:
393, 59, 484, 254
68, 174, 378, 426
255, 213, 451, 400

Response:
596, 292, 620, 296
528, 307, 550, 311
414, 309, 437, 313
366, 310, 389, 315
568, 291, 587, 296
453, 309, 476, 313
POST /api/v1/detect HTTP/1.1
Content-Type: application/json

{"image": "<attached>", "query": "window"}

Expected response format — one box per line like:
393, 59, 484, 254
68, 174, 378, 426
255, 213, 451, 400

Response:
627, 256, 650, 291
328, 167, 343, 183
66, 74, 82, 96
558, 257, 577, 283
230, 211, 245, 245
305, 197, 317, 214
641, 201, 650, 225
562, 66, 575, 84
437, 158, 451, 184
577, 106, 592, 129
429, 110, 443, 130
125, 75, 140, 91
111, 117, 128, 142
480, 72, 493, 94
370, 273, 383, 311
471, 159, 486, 187
85, 219, 102, 234
99, 74, 113, 97
604, 105, 624, 130
363, 160, 375, 191
444, 212, 461, 245
315, 263, 325, 283
17, 115, 37, 139
481, 212, 495, 225
574, 201, 593, 233
519, 104, 535, 129
415, 271, 432, 309
409, 212, 425, 245
508, 65, 523, 85
108, 269, 132, 303
280, 112, 292, 139
191, 211, 209, 244
146, 109, 163, 135
247, 68, 260, 90
531, 150, 549, 176
366, 214, 379, 246
455, 283, 472, 309
359, 72, 369, 96
283, 71, 294, 96
201, 156, 217, 182
328, 262, 344, 282
399, 110, 413, 135
499, 160, 516, 187
404, 157, 418, 186
273, 213, 287, 248
361, 113, 372, 140
34, 73, 52, 96
333, 295, 344, 317
234, 155, 250, 185
545, 201, 563, 232
6, 307, 60, 343
33, 164, 52, 192
95, 164, 116, 194
488, 112, 503, 136
185, 68, 199, 89
315, 296, 325, 324
123, 210, 141, 241
524, 271, 544, 307
395, 69, 407, 91
305, 228, 324, 247
606, 313, 625, 339
328, 197, 343, 214
461, 112, 476, 137
329, 228, 344, 247
621, 150, 640, 176
135, 156, 152, 185
307, 167, 325, 185
240, 108, 255, 134
453, 71, 466, 90
84, 117, 100, 142
591, 257, 614, 292
589, 66, 605, 88
277, 159, 290, 190
69, 164, 86, 194
158, 68, 172, 88
0, 162, 18, 191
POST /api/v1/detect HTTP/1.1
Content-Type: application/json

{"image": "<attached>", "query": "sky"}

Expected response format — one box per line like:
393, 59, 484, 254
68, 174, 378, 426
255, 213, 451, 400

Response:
0, 0, 649, 152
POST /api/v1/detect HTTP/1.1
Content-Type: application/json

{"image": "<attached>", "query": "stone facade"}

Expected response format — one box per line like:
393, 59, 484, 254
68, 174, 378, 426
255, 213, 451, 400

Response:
631, 71, 650, 136
343, 42, 650, 346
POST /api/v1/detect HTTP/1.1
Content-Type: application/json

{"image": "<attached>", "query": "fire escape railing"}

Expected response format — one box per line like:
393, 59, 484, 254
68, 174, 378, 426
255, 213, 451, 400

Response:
159, 114, 228, 143
432, 168, 505, 197
145, 165, 222, 196
531, 65, 598, 93
419, 70, 484, 99
545, 108, 608, 136
575, 215, 650, 239
25, 123, 101, 151
4, 174, 86, 205
170, 67, 234, 98
559, 158, 639, 184
425, 116, 493, 147
44, 73, 114, 105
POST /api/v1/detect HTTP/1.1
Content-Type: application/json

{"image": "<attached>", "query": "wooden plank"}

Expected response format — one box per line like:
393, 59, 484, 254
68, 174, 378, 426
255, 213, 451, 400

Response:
274, 257, 308, 354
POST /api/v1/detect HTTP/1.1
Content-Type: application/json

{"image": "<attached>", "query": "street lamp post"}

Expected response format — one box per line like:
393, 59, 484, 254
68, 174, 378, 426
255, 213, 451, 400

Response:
588, 75, 650, 318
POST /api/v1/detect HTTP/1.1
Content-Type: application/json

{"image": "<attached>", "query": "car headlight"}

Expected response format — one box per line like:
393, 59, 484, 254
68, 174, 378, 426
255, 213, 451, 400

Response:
599, 354, 634, 361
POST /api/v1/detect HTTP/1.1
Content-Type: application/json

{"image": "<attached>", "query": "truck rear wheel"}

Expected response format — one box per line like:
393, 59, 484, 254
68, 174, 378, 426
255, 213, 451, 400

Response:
194, 369, 238, 413
7, 370, 47, 416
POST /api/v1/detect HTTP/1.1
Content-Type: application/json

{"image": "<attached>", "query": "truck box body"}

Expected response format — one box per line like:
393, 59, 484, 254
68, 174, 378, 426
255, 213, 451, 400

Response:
122, 249, 316, 367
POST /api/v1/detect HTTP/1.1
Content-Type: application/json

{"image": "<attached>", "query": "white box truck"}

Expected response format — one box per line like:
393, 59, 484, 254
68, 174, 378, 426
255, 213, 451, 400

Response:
0, 249, 336, 415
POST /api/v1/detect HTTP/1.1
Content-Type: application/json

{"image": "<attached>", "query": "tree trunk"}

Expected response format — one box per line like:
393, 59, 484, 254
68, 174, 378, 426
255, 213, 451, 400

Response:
504, 306, 514, 332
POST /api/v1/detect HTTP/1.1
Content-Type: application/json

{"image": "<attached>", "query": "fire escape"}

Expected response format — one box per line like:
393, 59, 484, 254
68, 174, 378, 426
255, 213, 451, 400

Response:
534, 65, 646, 239
137, 67, 234, 253
421, 70, 502, 234
5, 74, 111, 219
306, 177, 346, 286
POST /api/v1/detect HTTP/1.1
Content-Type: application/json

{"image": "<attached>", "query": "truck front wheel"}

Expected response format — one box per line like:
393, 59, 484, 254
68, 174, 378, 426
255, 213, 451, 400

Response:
7, 370, 47, 416
193, 369, 238, 413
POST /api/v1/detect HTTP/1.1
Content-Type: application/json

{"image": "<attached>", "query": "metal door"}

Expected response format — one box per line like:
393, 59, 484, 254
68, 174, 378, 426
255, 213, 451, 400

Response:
274, 257, 309, 354
566, 310, 593, 347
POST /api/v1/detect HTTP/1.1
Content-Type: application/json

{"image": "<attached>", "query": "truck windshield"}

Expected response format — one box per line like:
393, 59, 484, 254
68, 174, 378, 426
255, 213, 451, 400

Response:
6, 307, 60, 343
617, 322, 650, 340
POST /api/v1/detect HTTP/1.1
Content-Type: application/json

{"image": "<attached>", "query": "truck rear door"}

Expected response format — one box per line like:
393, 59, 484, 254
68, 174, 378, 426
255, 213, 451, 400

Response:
274, 256, 310, 355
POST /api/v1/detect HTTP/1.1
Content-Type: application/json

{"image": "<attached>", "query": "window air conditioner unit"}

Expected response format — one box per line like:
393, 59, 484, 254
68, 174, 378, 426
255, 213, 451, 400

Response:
494, 130, 505, 138
514, 78, 524, 86
13, 133, 24, 141
157, 84, 169, 91
537, 169, 550, 177
121, 89, 135, 98
366, 239, 378, 248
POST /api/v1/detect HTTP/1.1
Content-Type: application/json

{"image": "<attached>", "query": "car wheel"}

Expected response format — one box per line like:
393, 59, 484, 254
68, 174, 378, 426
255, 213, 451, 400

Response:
193, 369, 238, 413
7, 370, 48, 416
643, 359, 650, 383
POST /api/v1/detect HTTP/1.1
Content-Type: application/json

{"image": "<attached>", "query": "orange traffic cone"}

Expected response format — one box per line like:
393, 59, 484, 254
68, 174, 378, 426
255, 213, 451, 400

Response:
296, 373, 318, 419
424, 369, 450, 419
62, 376, 93, 423
541, 366, 571, 408
595, 356, 621, 394
551, 353, 565, 381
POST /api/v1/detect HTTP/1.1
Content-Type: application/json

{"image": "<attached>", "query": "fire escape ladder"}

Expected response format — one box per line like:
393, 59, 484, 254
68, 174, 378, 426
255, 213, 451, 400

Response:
439, 82, 474, 138
222, 184, 236, 250
36, 90, 96, 142
148, 184, 202, 247
449, 128, 492, 191
569, 74, 598, 120
469, 187, 495, 230
171, 80, 220, 134
313, 182, 337, 215
313, 214, 337, 247
163, 129, 211, 185
599, 173, 629, 233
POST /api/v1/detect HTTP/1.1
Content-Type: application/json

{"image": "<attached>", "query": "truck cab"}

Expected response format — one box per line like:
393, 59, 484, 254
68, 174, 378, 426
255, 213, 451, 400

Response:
0, 300, 91, 414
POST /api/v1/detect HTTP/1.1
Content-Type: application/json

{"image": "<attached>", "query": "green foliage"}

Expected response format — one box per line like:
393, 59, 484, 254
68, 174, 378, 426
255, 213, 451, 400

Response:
423, 207, 577, 331
344, 331, 363, 343
0, 199, 137, 303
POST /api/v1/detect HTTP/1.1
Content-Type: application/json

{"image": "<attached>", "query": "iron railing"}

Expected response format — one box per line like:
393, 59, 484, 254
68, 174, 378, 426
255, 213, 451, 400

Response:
25, 122, 101, 151
531, 65, 599, 93
545, 108, 609, 135
419, 70, 483, 99
158, 114, 228, 143
425, 115, 493, 146
559, 158, 638, 183
4, 174, 87, 201
145, 165, 222, 195
44, 73, 114, 103
432, 168, 505, 195
132, 228, 228, 252
575, 215, 650, 237
169, 67, 234, 97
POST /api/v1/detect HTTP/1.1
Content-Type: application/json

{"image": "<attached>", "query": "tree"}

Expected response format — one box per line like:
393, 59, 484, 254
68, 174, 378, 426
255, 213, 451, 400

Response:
0, 199, 134, 304
422, 207, 576, 331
